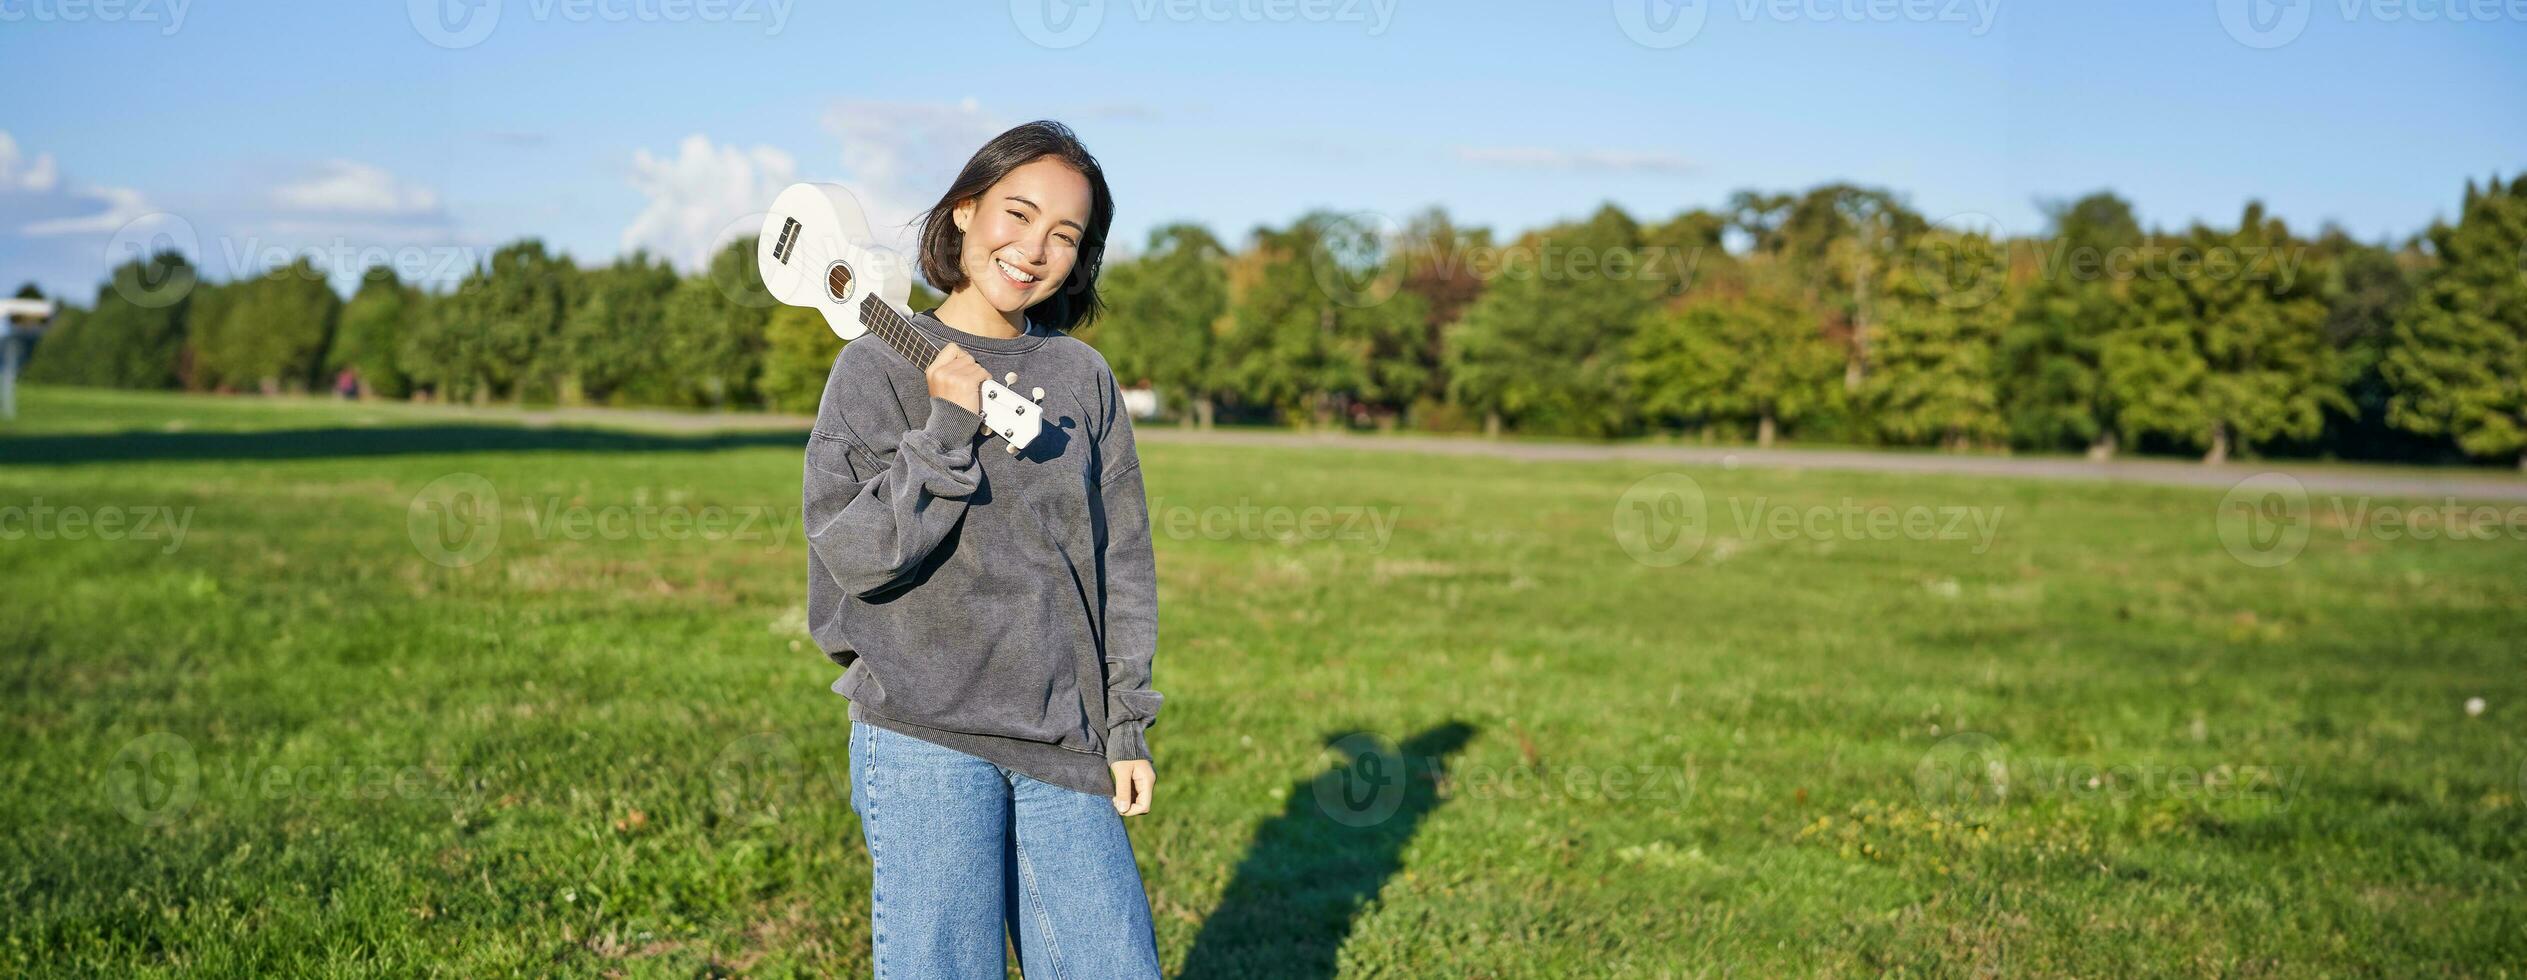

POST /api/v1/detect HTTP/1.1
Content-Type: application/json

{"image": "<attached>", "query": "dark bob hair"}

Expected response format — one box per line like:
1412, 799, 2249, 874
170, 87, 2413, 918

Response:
914, 120, 1114, 334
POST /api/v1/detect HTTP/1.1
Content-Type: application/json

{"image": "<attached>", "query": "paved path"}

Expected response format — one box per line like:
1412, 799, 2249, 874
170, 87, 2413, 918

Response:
1137, 427, 2527, 502
144, 394, 2527, 502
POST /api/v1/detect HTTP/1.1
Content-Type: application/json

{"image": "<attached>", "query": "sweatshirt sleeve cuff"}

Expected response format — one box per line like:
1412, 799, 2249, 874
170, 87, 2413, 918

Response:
1105, 720, 1151, 763
919, 395, 983, 448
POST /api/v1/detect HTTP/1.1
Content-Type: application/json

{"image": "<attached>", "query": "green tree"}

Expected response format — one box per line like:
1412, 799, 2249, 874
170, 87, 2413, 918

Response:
1866, 230, 2010, 448
1081, 223, 1227, 427
1220, 211, 1428, 429
2000, 192, 2143, 457
757, 280, 941, 415
23, 252, 194, 389
558, 251, 678, 405
1770, 184, 1928, 393
1624, 281, 1842, 448
406, 240, 573, 403
648, 236, 779, 409
1443, 204, 1657, 437
2383, 174, 2527, 469
2104, 204, 2346, 463
332, 266, 419, 399
192, 259, 341, 393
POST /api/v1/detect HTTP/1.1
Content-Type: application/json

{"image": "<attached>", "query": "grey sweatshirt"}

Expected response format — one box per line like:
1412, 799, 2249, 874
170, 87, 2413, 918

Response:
803, 308, 1162, 799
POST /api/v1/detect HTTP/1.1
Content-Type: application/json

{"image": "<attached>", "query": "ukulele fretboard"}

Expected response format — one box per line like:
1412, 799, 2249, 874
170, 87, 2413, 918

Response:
856, 296, 943, 368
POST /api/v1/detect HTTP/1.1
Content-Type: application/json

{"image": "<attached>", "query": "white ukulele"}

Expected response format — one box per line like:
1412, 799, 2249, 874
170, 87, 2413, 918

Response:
757, 181, 1048, 455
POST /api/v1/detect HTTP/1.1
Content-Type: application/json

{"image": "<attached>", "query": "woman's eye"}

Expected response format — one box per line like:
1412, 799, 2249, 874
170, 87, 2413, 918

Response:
1007, 210, 1027, 222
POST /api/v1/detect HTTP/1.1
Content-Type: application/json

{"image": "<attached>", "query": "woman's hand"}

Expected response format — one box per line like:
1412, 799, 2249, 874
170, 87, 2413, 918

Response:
924, 342, 989, 418
1110, 760, 1154, 817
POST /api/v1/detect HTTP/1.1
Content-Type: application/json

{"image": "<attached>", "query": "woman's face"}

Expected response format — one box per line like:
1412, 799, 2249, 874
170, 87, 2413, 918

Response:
952, 156, 1094, 315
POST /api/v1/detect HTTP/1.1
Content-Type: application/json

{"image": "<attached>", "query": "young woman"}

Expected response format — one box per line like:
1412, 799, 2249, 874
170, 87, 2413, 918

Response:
801, 120, 1165, 978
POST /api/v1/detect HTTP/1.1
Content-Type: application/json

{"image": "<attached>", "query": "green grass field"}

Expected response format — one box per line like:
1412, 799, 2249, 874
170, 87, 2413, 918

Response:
3, 385, 2523, 977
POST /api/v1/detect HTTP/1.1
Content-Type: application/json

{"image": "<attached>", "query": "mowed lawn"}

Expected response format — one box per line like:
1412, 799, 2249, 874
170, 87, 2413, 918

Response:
3, 385, 2523, 977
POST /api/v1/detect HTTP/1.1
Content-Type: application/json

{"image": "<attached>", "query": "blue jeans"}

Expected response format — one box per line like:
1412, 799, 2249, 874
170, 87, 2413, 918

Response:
847, 719, 1163, 979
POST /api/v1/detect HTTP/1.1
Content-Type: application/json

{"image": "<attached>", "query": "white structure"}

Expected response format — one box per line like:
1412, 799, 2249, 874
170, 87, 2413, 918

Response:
1119, 384, 1161, 420
0, 298, 55, 421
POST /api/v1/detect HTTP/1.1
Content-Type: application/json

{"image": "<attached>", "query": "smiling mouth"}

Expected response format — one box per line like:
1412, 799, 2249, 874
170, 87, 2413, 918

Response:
994, 257, 1042, 287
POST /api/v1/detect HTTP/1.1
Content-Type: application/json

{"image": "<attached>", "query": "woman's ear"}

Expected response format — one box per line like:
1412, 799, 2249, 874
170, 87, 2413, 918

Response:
951, 197, 975, 234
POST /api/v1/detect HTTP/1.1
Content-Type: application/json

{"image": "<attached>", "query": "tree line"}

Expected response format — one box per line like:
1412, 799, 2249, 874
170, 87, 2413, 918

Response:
19, 173, 2526, 468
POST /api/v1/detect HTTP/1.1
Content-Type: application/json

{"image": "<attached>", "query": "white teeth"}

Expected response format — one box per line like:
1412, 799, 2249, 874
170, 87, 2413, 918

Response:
995, 258, 1040, 284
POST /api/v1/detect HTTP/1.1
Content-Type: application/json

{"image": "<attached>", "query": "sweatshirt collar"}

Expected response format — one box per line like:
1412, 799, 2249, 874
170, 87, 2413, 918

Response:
909, 306, 1050, 355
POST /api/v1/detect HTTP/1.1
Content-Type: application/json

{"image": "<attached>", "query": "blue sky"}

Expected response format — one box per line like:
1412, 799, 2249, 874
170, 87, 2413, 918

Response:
2, 0, 2521, 300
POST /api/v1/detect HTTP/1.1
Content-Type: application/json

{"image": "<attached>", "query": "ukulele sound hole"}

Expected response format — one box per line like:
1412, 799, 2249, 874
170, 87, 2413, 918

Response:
825, 262, 854, 302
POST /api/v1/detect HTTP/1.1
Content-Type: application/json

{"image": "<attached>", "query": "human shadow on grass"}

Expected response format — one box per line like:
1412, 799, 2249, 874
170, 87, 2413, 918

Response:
1177, 720, 1477, 980
0, 425, 814, 465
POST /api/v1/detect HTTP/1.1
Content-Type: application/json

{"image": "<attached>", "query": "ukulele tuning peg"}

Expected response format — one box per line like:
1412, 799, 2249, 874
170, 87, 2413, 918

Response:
1031, 387, 1045, 401
1004, 371, 1017, 385
1006, 442, 1020, 455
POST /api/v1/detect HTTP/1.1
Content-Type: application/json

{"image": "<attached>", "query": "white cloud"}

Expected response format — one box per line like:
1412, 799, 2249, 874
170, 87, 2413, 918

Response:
0, 130, 157, 237
820, 97, 1008, 257
0, 132, 61, 193
620, 134, 799, 272
272, 160, 441, 215
1456, 145, 1697, 175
